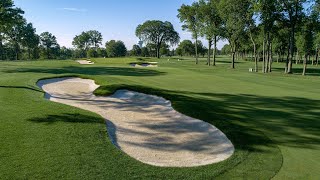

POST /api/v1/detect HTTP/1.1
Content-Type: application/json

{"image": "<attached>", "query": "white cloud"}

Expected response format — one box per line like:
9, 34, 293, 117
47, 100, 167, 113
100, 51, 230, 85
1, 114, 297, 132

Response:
60, 8, 87, 12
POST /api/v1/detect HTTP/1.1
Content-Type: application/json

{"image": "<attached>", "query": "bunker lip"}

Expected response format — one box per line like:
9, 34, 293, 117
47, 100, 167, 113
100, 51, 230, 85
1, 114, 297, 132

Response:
37, 77, 234, 167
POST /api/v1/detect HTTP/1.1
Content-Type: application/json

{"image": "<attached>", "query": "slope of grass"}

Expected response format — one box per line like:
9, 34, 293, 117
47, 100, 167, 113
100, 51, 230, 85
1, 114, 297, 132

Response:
0, 57, 319, 179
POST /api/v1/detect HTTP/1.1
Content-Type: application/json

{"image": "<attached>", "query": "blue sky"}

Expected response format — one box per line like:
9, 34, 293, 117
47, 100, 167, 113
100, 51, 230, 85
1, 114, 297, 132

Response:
15, 0, 227, 49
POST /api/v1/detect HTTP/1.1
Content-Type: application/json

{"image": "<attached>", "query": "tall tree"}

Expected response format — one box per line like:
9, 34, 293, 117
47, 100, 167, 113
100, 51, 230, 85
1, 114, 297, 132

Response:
72, 30, 103, 58
314, 32, 320, 66
40, 32, 59, 59
21, 23, 39, 60
178, 2, 201, 64
279, 0, 306, 73
297, 18, 313, 75
0, 0, 24, 60
130, 44, 142, 56
87, 30, 102, 50
72, 32, 91, 50
5, 17, 26, 60
257, 0, 280, 73
177, 40, 195, 56
136, 20, 180, 58
105, 40, 127, 57
219, 0, 250, 69
245, 0, 259, 72
312, 0, 320, 66
199, 0, 223, 66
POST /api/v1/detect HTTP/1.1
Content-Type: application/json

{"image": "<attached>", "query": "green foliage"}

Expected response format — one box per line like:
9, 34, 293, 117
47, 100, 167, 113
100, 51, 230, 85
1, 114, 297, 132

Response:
140, 47, 149, 57
105, 40, 127, 57
72, 30, 103, 58
177, 40, 194, 56
159, 43, 170, 56
177, 2, 201, 40
219, 0, 249, 48
97, 47, 107, 58
198, 0, 223, 41
130, 45, 142, 56
87, 48, 98, 58
136, 20, 180, 58
0, 0, 24, 32
72, 32, 91, 50
221, 44, 231, 55
87, 30, 103, 49
39, 32, 60, 59
21, 23, 40, 59
59, 46, 72, 60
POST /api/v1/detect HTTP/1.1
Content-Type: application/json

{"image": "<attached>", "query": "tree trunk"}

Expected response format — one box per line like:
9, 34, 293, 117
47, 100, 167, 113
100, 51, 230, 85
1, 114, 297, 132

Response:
263, 36, 265, 73
156, 45, 160, 59
285, 41, 290, 73
195, 38, 198, 65
309, 55, 311, 65
249, 31, 258, 72
213, 36, 217, 66
0, 35, 3, 60
15, 44, 19, 61
208, 40, 212, 66
266, 34, 270, 73
316, 49, 319, 66
302, 54, 307, 76
288, 26, 295, 74
269, 42, 273, 72
47, 47, 50, 59
28, 49, 31, 60
231, 45, 235, 69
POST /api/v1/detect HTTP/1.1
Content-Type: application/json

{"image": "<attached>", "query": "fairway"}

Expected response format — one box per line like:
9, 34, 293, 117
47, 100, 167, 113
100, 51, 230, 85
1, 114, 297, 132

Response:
0, 57, 319, 179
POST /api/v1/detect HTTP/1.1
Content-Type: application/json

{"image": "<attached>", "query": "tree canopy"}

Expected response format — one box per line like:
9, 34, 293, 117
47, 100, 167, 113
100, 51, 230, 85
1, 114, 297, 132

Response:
105, 40, 127, 57
136, 20, 180, 58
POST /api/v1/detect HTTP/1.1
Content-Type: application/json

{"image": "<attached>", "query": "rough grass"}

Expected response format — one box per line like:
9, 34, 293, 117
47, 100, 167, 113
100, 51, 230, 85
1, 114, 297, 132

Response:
0, 57, 319, 179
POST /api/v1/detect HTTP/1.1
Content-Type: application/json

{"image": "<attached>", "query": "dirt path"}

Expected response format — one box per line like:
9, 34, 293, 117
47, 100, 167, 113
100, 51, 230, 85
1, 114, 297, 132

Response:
37, 78, 234, 167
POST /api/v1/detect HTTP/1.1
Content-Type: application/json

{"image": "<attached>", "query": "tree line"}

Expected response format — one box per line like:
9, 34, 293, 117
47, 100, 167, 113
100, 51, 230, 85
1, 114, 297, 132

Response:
0, 0, 130, 60
2, 0, 320, 76
177, 0, 320, 75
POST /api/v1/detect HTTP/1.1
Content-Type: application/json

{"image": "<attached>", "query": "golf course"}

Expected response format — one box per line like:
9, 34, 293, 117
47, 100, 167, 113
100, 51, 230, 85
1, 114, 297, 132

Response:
1, 0, 320, 179
0, 57, 319, 179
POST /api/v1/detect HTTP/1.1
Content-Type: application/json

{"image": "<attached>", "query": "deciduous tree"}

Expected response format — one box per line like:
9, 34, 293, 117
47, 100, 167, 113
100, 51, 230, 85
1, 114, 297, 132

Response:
136, 20, 180, 58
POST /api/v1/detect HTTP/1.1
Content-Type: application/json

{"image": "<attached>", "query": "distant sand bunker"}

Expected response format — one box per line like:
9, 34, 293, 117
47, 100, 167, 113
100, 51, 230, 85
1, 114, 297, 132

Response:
76, 60, 94, 64
37, 78, 234, 167
130, 62, 158, 67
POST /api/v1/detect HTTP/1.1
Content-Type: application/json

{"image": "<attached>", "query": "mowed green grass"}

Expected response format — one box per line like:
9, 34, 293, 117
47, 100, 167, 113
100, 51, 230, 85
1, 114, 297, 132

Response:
0, 56, 319, 179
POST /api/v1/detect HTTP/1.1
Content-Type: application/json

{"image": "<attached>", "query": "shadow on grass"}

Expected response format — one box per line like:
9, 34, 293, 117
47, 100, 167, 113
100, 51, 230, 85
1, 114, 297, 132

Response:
29, 113, 105, 124
5, 66, 166, 76
215, 60, 244, 64
0, 85, 43, 93
273, 67, 320, 76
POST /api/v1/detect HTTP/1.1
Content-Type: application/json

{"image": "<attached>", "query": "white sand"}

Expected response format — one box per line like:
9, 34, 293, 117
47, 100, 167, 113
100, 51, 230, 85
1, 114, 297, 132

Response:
76, 60, 94, 65
37, 78, 234, 167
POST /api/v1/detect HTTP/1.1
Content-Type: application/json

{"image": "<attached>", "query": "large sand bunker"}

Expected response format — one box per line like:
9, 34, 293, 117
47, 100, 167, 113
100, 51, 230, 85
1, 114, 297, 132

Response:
37, 78, 234, 167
